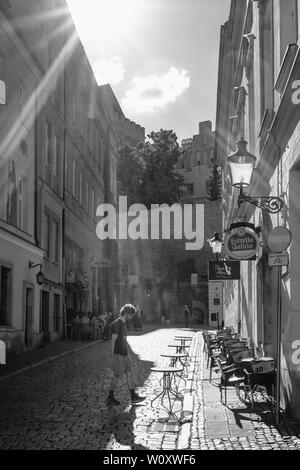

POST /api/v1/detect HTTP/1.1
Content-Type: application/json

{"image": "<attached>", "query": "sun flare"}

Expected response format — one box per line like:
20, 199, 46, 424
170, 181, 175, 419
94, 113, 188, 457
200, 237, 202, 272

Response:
66, 0, 140, 41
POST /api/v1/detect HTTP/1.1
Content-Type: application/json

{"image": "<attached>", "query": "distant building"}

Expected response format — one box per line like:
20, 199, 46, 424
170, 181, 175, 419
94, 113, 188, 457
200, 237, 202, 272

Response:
177, 121, 215, 203
98, 84, 145, 147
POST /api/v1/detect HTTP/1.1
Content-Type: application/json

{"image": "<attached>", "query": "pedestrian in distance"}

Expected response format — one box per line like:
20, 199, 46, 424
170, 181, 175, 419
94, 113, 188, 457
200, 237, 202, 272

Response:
161, 304, 167, 325
165, 306, 171, 326
106, 303, 146, 405
183, 304, 190, 328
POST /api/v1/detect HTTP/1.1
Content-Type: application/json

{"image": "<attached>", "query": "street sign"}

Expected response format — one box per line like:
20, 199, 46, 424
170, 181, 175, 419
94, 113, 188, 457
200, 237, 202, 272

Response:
267, 226, 292, 252
91, 258, 112, 268
268, 252, 289, 267
208, 260, 240, 280
128, 274, 139, 285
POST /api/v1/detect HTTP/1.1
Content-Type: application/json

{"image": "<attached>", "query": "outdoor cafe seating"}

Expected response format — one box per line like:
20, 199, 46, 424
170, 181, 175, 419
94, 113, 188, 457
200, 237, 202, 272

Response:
203, 329, 277, 409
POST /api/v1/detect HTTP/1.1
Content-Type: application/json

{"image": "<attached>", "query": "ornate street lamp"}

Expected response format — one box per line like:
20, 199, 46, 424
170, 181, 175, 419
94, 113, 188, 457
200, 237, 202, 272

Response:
208, 232, 223, 259
29, 261, 45, 285
227, 139, 284, 213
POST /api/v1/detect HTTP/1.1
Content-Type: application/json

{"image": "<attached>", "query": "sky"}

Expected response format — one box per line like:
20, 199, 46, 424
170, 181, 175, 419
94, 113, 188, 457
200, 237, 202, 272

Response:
66, 0, 231, 143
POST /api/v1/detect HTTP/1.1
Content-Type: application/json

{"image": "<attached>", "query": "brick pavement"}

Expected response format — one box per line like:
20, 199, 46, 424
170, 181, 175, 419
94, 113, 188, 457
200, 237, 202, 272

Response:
178, 331, 300, 450
0, 325, 193, 450
0, 326, 300, 450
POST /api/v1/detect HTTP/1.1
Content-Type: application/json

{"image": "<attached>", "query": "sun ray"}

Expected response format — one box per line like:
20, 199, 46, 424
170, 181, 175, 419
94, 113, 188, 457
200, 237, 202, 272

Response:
30, 16, 75, 54
0, 29, 78, 164
9, 6, 70, 31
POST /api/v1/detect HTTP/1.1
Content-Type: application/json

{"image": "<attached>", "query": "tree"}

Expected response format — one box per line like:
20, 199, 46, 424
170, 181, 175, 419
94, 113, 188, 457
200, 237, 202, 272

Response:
117, 144, 144, 206
117, 130, 185, 308
117, 129, 185, 207
206, 160, 222, 201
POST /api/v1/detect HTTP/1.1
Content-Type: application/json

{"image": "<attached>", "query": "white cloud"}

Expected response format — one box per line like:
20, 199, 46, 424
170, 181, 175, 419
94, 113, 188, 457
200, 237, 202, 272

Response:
121, 67, 190, 114
92, 56, 126, 86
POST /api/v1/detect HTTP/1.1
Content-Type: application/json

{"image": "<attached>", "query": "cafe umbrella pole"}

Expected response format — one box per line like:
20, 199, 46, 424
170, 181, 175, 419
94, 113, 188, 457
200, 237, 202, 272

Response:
275, 265, 282, 427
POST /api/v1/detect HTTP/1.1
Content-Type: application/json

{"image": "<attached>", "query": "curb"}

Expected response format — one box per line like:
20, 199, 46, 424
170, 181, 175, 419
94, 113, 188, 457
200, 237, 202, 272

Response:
177, 332, 201, 450
0, 339, 102, 383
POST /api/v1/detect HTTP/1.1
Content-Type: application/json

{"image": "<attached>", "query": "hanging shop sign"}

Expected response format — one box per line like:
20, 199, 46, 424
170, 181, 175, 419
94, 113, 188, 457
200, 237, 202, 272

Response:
224, 225, 259, 260
267, 226, 292, 253
208, 260, 240, 280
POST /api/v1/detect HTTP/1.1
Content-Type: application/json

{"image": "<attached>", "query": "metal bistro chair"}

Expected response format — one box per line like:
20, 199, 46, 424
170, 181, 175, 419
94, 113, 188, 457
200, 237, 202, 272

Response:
243, 359, 277, 408
229, 348, 254, 366
206, 341, 229, 382
216, 357, 245, 406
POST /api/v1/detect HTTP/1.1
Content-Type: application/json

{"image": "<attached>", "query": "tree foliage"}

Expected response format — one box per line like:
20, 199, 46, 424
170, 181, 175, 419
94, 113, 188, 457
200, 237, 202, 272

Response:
117, 129, 185, 207
206, 160, 222, 201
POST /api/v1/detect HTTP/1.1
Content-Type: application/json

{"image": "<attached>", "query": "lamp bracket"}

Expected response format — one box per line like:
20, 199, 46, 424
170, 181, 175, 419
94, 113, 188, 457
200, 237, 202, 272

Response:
238, 186, 285, 214
29, 261, 42, 270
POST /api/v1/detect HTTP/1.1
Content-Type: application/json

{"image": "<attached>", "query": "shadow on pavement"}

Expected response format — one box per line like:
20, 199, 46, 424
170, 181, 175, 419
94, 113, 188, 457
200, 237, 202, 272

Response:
95, 342, 155, 450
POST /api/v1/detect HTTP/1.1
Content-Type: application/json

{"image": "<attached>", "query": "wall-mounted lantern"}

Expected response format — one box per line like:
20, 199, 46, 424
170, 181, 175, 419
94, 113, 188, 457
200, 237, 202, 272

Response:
29, 261, 45, 286
227, 139, 285, 213
208, 232, 223, 259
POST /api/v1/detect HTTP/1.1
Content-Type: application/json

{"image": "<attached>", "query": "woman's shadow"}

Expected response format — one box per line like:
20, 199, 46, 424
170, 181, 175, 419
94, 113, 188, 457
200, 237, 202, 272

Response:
96, 343, 154, 450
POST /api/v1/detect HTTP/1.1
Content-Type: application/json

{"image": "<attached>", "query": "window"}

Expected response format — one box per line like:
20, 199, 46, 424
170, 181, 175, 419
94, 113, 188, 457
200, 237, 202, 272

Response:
211, 313, 218, 322
18, 179, 23, 230
259, 0, 274, 116
45, 121, 52, 167
53, 294, 60, 332
53, 135, 58, 176
86, 181, 89, 212
0, 265, 12, 326
79, 172, 83, 205
186, 183, 194, 196
72, 160, 76, 197
213, 298, 220, 306
91, 188, 95, 218
19, 85, 24, 121
65, 151, 68, 189
53, 220, 59, 263
44, 213, 51, 258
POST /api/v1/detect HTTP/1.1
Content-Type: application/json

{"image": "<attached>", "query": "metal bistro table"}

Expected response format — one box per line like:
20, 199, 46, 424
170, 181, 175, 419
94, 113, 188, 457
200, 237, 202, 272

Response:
173, 337, 192, 357
151, 366, 184, 418
161, 352, 187, 389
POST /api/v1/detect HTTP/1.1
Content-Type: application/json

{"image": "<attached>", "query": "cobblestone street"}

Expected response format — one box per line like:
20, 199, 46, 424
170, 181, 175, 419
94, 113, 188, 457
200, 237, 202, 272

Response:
0, 326, 300, 451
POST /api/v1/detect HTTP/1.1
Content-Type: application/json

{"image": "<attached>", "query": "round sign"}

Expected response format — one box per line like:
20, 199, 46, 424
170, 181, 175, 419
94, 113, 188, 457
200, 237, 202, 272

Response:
224, 226, 259, 260
267, 226, 292, 252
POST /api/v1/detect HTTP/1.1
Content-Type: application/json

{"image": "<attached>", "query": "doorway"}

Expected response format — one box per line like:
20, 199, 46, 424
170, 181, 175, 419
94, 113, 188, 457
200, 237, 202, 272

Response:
41, 290, 50, 342
24, 287, 33, 347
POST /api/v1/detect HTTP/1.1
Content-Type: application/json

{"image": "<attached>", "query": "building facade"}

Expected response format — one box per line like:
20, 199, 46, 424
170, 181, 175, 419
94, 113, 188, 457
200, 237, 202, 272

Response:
174, 121, 222, 324
0, 4, 44, 352
216, 0, 300, 420
0, 0, 143, 352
